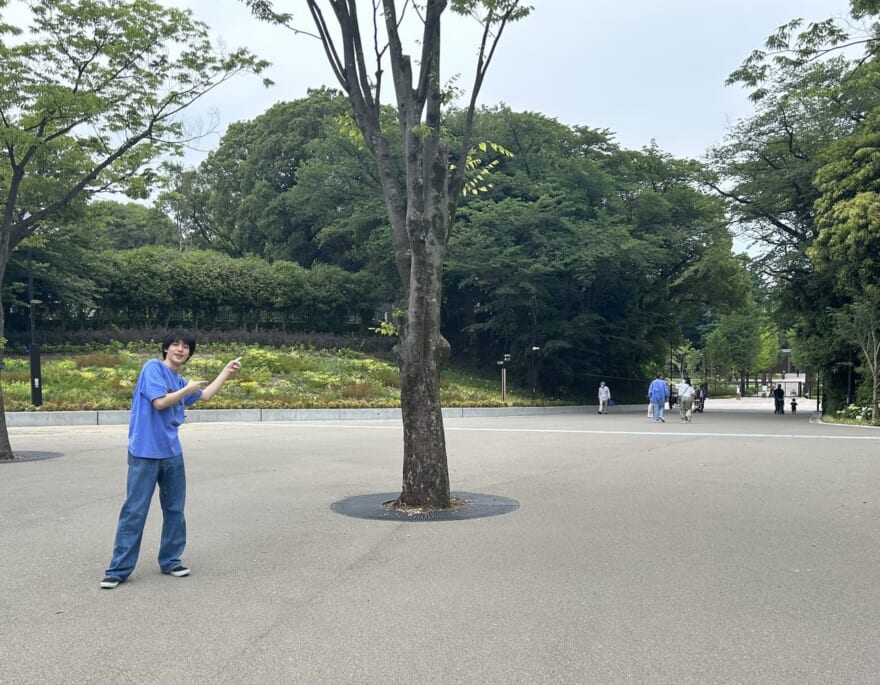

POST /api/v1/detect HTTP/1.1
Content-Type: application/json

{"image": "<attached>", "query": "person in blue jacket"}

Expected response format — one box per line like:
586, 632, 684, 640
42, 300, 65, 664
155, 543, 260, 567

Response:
647, 372, 670, 423
101, 329, 241, 589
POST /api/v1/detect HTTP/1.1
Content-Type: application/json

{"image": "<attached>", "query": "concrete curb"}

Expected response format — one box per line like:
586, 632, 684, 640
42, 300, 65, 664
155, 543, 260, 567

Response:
5, 403, 603, 427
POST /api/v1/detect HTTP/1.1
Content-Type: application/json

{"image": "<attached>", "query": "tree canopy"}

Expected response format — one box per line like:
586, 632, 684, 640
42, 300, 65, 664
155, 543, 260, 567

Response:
0, 0, 269, 459
706, 1, 880, 410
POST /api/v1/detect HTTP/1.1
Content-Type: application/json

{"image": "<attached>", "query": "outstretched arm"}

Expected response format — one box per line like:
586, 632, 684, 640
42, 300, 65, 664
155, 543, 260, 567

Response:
200, 357, 242, 402
153, 379, 206, 410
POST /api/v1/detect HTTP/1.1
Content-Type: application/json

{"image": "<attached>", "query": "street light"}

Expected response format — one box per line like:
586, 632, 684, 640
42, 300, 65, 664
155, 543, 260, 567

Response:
529, 346, 541, 397
27, 247, 42, 407
497, 353, 511, 402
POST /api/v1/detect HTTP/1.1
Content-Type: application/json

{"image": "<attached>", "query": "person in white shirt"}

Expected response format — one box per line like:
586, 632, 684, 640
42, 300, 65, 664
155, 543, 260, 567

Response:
677, 377, 696, 423
597, 381, 611, 414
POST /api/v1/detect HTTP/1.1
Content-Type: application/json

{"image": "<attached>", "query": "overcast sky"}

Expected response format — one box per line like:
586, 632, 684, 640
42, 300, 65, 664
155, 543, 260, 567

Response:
173, 0, 855, 166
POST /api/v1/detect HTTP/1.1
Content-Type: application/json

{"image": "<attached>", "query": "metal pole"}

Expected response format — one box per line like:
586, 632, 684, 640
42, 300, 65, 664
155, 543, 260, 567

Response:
28, 248, 42, 407
528, 351, 534, 398
530, 346, 540, 397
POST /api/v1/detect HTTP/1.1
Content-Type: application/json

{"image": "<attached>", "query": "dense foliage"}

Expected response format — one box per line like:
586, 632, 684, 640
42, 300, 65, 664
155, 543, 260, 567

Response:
8, 92, 750, 396
0, 0, 269, 457
709, 2, 880, 413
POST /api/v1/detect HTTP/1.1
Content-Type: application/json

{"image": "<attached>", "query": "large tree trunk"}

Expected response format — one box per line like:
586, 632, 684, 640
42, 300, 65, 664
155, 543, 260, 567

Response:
0, 275, 14, 460
0, 381, 13, 460
398, 333, 450, 507
397, 226, 450, 507
393, 117, 453, 506
872, 369, 879, 426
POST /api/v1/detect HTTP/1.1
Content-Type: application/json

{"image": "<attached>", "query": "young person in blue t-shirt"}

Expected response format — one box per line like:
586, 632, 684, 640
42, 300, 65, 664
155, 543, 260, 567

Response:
101, 329, 241, 589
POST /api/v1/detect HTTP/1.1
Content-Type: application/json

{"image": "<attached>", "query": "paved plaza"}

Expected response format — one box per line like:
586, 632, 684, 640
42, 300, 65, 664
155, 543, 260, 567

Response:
1, 399, 878, 684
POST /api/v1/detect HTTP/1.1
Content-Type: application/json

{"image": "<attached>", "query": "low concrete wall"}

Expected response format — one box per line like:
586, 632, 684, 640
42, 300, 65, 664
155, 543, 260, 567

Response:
261, 408, 400, 422
6, 405, 597, 427
187, 409, 262, 423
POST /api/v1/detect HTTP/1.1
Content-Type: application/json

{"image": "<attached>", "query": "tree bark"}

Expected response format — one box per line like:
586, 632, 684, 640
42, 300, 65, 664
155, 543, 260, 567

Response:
0, 254, 14, 460
0, 379, 13, 460
398, 318, 450, 507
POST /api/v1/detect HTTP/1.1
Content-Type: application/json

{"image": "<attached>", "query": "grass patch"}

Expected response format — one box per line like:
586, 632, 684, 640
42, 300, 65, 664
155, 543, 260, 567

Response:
74, 352, 123, 368
2, 343, 566, 412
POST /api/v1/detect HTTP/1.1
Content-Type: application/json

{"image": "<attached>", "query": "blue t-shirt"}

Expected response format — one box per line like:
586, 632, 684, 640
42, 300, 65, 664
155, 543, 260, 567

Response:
128, 359, 202, 458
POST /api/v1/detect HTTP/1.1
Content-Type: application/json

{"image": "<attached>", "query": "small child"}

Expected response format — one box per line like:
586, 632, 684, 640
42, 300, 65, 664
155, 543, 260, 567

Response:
790, 397, 798, 414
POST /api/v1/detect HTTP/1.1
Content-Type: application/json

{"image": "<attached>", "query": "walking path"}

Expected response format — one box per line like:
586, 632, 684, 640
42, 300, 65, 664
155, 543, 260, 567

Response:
2, 406, 877, 684
0, 394, 814, 428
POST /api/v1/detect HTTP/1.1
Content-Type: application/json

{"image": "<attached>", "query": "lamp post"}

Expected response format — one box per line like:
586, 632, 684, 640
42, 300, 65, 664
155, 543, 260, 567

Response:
497, 353, 511, 402
27, 247, 42, 407
529, 346, 541, 398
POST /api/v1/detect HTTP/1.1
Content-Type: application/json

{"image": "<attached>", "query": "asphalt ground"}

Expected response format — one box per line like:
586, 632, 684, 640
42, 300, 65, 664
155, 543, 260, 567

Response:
1, 398, 878, 684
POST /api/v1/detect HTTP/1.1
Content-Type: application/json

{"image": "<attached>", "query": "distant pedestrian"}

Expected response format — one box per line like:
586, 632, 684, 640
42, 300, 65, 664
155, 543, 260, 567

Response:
677, 377, 695, 423
101, 329, 242, 589
648, 373, 670, 423
697, 384, 708, 412
598, 381, 611, 414
773, 383, 785, 414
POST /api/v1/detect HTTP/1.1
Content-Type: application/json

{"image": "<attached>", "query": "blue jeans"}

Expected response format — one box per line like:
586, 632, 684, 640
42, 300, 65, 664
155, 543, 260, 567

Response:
652, 400, 666, 421
106, 453, 187, 580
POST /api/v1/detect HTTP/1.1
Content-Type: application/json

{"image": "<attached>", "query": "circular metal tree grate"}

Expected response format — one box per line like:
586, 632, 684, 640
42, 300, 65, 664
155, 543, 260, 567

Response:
0, 451, 63, 464
331, 491, 519, 522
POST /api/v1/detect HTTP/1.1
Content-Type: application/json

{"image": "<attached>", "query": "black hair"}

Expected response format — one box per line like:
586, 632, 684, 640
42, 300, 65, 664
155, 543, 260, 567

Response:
161, 328, 196, 360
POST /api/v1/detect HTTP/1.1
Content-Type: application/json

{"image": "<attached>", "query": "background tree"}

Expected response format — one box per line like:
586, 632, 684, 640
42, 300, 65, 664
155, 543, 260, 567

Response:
810, 107, 880, 292
706, 309, 762, 394
755, 320, 781, 382
178, 89, 364, 261
87, 200, 180, 250
3, 214, 116, 336
0, 0, 269, 459
446, 110, 749, 389
709, 2, 880, 410
832, 287, 880, 423
704, 325, 733, 389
